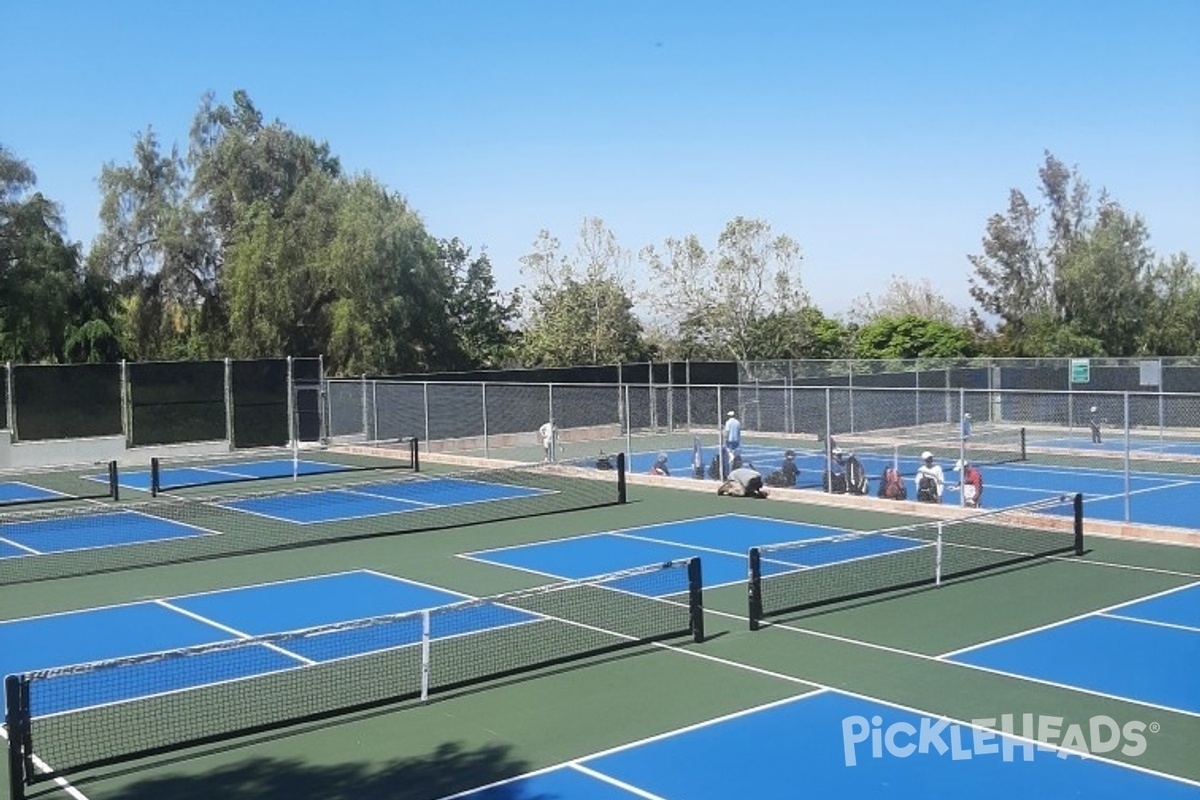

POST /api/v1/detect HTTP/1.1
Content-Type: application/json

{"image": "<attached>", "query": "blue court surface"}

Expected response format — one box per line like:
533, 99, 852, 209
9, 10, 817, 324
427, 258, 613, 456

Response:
0, 476, 555, 559
464, 514, 916, 590
0, 510, 214, 560
627, 442, 1200, 529
445, 690, 1200, 799
218, 476, 554, 524
944, 582, 1200, 716
0, 570, 533, 716
0, 481, 67, 505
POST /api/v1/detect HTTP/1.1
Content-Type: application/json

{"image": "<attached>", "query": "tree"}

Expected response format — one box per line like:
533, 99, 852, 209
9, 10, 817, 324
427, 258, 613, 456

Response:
852, 316, 977, 359
324, 177, 451, 374
850, 276, 964, 326
0, 146, 95, 362
643, 217, 804, 361
968, 152, 1090, 349
1055, 199, 1154, 356
89, 128, 215, 358
519, 220, 647, 366
442, 239, 520, 369
747, 307, 852, 360
1144, 253, 1200, 355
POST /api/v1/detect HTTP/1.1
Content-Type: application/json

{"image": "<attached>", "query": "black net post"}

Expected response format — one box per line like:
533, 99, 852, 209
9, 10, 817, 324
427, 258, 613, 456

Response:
617, 452, 627, 504
108, 460, 120, 501
688, 557, 705, 642
6, 674, 30, 800
748, 547, 763, 631
1074, 492, 1085, 555
410, 437, 420, 472
150, 457, 161, 497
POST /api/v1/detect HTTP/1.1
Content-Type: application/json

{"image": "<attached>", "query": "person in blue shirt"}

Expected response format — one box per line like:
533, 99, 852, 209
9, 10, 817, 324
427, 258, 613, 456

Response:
722, 410, 742, 476
961, 412, 973, 439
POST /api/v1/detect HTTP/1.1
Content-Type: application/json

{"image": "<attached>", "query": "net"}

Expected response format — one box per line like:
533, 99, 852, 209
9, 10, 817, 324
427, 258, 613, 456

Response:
4, 559, 703, 793
150, 439, 419, 495
0, 455, 625, 586
0, 461, 118, 509
748, 494, 1082, 629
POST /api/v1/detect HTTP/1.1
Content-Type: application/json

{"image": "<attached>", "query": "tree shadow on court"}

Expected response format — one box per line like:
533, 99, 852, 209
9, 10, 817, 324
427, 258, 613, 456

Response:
60, 741, 547, 800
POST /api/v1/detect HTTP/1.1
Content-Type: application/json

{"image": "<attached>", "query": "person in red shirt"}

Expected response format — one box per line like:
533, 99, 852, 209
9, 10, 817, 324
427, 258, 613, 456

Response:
649, 453, 671, 476
955, 459, 984, 508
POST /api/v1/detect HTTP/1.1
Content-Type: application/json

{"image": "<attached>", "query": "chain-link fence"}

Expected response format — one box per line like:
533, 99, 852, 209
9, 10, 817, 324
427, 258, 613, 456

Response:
329, 377, 1200, 527
740, 357, 1200, 393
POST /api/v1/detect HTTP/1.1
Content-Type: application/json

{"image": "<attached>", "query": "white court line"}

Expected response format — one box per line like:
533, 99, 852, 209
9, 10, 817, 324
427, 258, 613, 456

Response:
937, 579, 1200, 659
1099, 612, 1200, 636
0, 534, 42, 556
155, 600, 315, 666
437, 632, 1200, 799
568, 764, 668, 799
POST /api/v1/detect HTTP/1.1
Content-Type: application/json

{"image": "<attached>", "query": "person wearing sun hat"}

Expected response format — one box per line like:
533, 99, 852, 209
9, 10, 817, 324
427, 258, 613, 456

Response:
1088, 405, 1102, 445
722, 409, 742, 476
953, 458, 983, 508
915, 450, 945, 503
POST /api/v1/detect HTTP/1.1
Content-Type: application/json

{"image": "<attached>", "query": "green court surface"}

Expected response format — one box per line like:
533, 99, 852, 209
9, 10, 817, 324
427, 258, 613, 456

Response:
2, 479, 1198, 800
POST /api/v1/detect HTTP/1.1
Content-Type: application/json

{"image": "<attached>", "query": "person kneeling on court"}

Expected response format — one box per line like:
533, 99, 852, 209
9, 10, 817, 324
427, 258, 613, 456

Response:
717, 466, 769, 499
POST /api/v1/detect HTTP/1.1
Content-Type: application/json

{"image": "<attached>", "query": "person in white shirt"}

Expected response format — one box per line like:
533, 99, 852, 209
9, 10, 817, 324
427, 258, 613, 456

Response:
915, 450, 945, 503
723, 410, 742, 475
538, 421, 555, 462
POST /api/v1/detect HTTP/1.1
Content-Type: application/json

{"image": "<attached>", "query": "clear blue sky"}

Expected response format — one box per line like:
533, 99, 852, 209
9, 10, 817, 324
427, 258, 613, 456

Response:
4, 0, 1197, 316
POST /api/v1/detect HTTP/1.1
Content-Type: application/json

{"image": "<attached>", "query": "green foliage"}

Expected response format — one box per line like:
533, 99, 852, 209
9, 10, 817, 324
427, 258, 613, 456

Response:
747, 307, 852, 359
443, 239, 520, 369
0, 145, 106, 363
643, 217, 805, 362
852, 315, 977, 359
518, 220, 648, 366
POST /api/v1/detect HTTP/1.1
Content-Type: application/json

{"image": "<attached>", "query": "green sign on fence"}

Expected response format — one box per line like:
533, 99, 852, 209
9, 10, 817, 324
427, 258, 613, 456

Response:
1070, 358, 1090, 384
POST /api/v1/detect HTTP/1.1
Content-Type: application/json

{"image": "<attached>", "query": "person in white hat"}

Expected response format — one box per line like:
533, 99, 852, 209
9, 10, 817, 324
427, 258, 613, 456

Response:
915, 450, 945, 503
1088, 405, 1102, 445
722, 409, 742, 475
953, 458, 983, 508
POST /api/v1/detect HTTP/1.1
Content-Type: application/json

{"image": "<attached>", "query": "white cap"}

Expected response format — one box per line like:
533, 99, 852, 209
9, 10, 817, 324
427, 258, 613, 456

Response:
1090, 406, 1097, 413
964, 413, 971, 419
831, 447, 843, 456
953, 459, 965, 471
727, 410, 736, 417
921, 451, 933, 461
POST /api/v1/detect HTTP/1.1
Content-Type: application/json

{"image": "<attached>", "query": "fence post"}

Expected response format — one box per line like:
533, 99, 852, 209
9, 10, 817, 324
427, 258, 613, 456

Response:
286, 356, 296, 447
686, 359, 692, 431
423, 382, 431, 454
359, 374, 368, 441
548, 382, 556, 462
119, 359, 130, 446
1124, 392, 1132, 523
4, 362, 13, 441
224, 358, 234, 449
318, 355, 329, 444
848, 359, 855, 433
481, 383, 489, 459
